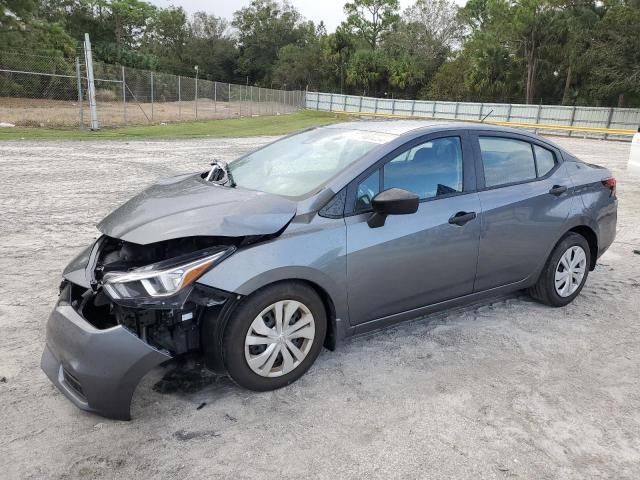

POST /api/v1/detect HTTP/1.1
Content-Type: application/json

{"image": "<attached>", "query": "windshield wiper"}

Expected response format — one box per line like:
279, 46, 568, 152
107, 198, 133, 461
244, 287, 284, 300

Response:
206, 160, 236, 187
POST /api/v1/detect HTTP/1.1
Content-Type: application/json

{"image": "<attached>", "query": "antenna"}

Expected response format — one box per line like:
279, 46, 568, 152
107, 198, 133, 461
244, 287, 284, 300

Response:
481, 109, 494, 122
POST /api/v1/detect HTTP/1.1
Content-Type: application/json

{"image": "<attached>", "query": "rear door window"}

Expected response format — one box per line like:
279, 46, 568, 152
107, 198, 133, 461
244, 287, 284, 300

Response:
479, 137, 537, 187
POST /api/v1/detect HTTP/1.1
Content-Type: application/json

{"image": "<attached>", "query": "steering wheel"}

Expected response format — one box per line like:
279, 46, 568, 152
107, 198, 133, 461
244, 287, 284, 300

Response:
356, 184, 377, 210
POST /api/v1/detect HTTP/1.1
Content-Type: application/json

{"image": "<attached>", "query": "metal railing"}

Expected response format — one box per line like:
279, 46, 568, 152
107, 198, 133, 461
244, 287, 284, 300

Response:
306, 92, 640, 141
0, 50, 305, 129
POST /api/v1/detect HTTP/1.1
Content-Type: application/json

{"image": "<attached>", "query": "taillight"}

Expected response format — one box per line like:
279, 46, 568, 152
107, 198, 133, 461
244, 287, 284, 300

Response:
602, 178, 616, 198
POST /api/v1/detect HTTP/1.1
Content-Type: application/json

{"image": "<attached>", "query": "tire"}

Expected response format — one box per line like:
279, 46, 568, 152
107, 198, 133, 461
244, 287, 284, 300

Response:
528, 232, 591, 307
222, 281, 327, 391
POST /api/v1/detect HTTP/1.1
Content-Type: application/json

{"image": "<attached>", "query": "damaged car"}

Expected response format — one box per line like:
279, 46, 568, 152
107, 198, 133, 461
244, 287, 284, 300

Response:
41, 121, 617, 419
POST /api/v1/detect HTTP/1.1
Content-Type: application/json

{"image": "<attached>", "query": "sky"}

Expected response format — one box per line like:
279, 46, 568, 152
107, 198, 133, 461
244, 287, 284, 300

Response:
148, 0, 466, 33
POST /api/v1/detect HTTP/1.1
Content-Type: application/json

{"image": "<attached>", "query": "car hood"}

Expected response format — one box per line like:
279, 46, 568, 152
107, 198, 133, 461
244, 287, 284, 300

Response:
97, 173, 297, 244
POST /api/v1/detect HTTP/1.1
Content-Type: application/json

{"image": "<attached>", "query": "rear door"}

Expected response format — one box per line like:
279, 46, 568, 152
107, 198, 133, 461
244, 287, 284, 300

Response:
345, 131, 481, 325
471, 131, 575, 291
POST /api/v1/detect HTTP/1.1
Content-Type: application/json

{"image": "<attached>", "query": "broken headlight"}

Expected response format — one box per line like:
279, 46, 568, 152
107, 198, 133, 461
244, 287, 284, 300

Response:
102, 247, 233, 300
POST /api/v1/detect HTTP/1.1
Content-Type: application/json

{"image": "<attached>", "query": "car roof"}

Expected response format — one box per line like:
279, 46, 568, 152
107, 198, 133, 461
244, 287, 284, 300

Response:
323, 119, 561, 148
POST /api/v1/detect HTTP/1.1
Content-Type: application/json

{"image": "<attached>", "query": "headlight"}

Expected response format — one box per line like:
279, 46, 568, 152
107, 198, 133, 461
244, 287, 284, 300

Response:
103, 248, 232, 300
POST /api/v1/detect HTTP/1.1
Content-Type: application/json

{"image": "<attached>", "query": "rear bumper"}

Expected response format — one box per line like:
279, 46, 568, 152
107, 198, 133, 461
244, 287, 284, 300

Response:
597, 199, 617, 258
41, 304, 171, 420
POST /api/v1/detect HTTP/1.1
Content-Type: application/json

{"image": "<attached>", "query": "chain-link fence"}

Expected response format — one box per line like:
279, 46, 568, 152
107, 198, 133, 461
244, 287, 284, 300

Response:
0, 51, 305, 129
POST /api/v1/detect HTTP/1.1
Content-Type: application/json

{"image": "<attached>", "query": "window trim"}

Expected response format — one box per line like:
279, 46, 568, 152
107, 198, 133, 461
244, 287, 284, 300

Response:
470, 131, 562, 192
345, 131, 475, 216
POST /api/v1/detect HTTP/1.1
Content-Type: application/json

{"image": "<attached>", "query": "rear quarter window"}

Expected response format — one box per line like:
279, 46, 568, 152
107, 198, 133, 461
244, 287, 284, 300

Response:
534, 144, 557, 176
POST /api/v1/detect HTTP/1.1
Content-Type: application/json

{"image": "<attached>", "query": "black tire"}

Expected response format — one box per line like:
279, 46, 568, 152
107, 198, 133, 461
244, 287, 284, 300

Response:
222, 281, 327, 391
528, 232, 591, 307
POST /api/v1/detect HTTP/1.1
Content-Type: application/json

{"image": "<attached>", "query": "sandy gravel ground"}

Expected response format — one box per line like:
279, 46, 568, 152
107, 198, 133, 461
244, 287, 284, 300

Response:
1, 133, 639, 479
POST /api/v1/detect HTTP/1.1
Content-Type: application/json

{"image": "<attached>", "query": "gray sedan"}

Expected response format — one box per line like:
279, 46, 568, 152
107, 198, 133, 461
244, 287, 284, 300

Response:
41, 121, 617, 419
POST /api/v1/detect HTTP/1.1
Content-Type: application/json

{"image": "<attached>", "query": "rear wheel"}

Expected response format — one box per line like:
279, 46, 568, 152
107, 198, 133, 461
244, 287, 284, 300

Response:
528, 232, 591, 307
223, 282, 327, 391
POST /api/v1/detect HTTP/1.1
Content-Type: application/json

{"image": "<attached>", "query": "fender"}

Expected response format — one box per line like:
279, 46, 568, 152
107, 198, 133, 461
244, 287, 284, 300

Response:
196, 217, 349, 366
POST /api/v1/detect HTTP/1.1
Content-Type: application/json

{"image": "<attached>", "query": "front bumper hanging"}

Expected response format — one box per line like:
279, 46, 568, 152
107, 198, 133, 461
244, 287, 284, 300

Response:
41, 303, 171, 420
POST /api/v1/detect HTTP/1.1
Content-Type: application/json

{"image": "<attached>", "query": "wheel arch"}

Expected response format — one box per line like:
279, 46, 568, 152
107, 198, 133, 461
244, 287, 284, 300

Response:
567, 225, 598, 270
200, 271, 345, 374
238, 278, 341, 351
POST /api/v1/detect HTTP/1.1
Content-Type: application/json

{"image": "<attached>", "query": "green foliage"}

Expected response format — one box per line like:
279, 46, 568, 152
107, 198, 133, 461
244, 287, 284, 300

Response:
584, 4, 640, 106
0, 0, 638, 106
232, 0, 315, 85
343, 0, 400, 49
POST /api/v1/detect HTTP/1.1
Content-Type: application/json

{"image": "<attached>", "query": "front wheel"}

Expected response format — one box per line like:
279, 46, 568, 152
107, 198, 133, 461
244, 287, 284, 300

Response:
222, 282, 327, 391
528, 232, 591, 307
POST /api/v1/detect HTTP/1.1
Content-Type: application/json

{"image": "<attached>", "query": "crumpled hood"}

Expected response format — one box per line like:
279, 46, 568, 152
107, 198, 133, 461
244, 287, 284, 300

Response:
97, 173, 297, 244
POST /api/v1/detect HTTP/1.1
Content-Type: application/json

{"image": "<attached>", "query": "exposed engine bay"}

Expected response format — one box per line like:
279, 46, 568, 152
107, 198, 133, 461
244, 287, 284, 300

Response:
63, 235, 253, 357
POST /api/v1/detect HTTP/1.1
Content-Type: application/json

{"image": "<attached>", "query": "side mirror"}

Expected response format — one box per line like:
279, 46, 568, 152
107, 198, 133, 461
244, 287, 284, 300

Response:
367, 188, 419, 228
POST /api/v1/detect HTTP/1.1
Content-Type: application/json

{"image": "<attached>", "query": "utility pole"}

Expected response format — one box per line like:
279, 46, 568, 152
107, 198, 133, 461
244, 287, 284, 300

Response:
83, 33, 99, 130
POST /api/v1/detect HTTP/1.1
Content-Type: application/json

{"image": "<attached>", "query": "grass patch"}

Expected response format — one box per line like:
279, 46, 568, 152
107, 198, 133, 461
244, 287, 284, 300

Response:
0, 111, 347, 141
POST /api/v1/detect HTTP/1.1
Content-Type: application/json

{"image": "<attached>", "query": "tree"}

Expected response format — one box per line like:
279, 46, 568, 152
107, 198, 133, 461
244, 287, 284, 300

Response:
142, 7, 188, 73
404, 0, 463, 50
346, 49, 388, 95
457, 0, 561, 104
343, 0, 400, 50
585, 3, 640, 107
1, 0, 75, 54
182, 12, 237, 81
233, 0, 315, 85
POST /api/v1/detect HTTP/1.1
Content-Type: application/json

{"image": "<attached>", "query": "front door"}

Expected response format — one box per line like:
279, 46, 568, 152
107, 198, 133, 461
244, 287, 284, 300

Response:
345, 133, 481, 325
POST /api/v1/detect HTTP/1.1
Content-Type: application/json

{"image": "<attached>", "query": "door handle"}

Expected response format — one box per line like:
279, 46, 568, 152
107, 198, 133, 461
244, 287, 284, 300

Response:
448, 211, 477, 226
549, 185, 567, 196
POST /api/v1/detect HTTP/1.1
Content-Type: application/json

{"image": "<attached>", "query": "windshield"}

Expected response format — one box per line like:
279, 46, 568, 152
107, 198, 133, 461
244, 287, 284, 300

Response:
228, 128, 396, 197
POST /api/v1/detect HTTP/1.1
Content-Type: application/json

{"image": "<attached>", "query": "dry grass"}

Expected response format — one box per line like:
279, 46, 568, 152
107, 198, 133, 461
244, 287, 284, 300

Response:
0, 97, 300, 128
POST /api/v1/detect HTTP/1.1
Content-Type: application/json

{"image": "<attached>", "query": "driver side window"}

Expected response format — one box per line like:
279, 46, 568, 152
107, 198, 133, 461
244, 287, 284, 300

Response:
354, 136, 464, 212
384, 137, 463, 199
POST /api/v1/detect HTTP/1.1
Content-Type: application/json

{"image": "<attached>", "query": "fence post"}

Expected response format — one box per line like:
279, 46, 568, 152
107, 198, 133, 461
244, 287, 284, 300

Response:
250, 86, 253, 116
194, 71, 198, 120
150, 71, 154, 121
569, 106, 576, 136
343, 94, 348, 112
432, 101, 437, 118
178, 76, 181, 119
75, 57, 84, 130
359, 96, 364, 113
316, 92, 320, 110
478, 102, 484, 120
391, 98, 396, 115
454, 102, 459, 119
329, 93, 334, 112
83, 33, 99, 130
374, 97, 379, 114
605, 107, 614, 140
214, 81, 217, 114
506, 103, 512, 122
535, 104, 542, 124
121, 66, 126, 125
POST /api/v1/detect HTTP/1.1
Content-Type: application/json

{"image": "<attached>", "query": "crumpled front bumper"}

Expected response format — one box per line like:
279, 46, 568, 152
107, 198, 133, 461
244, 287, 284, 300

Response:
41, 304, 171, 420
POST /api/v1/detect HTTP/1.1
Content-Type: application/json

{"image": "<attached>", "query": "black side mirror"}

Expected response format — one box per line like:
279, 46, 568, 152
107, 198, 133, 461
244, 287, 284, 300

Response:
367, 188, 419, 228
